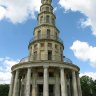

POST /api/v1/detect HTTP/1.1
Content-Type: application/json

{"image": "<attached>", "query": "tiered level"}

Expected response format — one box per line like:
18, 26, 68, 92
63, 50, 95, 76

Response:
28, 0, 64, 62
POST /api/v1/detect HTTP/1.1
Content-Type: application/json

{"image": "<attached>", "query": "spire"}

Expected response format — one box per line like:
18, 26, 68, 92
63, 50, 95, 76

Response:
38, 0, 55, 26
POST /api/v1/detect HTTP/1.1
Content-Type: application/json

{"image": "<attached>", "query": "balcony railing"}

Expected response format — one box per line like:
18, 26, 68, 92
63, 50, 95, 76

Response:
20, 57, 29, 63
63, 56, 72, 63
19, 55, 72, 64
29, 34, 63, 45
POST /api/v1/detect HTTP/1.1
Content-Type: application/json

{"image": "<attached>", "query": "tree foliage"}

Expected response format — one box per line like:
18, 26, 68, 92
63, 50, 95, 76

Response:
80, 75, 96, 96
0, 84, 9, 96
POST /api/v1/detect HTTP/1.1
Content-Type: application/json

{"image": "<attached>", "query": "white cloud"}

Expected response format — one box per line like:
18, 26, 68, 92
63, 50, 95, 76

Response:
80, 72, 96, 80
0, 0, 41, 23
58, 0, 96, 36
70, 40, 96, 67
0, 72, 11, 84
0, 6, 6, 20
0, 57, 19, 84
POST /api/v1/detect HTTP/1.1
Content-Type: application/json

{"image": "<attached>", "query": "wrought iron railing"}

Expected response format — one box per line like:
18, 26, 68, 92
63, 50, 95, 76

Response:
20, 57, 29, 63
19, 55, 72, 64
63, 56, 72, 63
29, 34, 63, 45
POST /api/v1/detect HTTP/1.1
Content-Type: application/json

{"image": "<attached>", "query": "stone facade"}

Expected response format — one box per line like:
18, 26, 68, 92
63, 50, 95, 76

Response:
8, 0, 82, 96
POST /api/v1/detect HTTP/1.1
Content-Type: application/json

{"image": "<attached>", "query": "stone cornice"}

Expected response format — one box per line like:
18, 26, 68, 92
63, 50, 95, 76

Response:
40, 4, 53, 11
28, 39, 64, 49
11, 61, 80, 72
38, 11, 56, 19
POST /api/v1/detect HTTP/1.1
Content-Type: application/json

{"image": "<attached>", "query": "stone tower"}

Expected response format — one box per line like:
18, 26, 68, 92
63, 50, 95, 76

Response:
8, 0, 82, 96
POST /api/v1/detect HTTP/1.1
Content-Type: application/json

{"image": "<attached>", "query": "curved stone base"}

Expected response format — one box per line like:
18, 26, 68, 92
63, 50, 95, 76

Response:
9, 61, 82, 96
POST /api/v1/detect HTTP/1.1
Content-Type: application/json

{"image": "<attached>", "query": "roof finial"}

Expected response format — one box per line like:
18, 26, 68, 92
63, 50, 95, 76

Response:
41, 0, 52, 5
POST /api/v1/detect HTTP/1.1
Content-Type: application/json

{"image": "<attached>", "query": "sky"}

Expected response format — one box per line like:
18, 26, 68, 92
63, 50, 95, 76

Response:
0, 0, 96, 84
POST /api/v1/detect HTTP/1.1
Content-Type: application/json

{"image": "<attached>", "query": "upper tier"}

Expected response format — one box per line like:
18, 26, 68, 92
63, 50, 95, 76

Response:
28, 0, 64, 62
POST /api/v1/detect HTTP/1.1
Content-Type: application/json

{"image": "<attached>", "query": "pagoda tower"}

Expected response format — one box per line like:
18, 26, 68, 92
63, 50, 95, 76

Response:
8, 0, 82, 96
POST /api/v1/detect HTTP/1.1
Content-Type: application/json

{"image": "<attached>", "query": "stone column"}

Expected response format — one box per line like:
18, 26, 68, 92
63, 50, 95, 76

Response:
60, 68, 67, 96
25, 68, 31, 96
20, 77, 23, 96
20, 76, 25, 96
13, 70, 19, 96
68, 77, 71, 96
55, 70, 60, 96
77, 72, 82, 96
72, 71, 78, 96
8, 72, 15, 96
32, 70, 37, 96
18, 78, 21, 96
43, 66, 49, 96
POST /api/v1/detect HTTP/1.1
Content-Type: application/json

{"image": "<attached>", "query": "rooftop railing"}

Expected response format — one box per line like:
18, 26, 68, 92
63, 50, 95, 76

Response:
29, 34, 63, 45
20, 57, 29, 63
63, 56, 72, 64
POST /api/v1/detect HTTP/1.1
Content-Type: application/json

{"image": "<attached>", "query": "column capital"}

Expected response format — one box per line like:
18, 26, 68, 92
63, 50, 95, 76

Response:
28, 67, 31, 70
43, 65, 49, 68
60, 67, 64, 70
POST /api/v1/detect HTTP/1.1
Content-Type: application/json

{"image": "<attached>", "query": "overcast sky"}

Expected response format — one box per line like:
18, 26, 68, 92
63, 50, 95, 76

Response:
0, 0, 96, 84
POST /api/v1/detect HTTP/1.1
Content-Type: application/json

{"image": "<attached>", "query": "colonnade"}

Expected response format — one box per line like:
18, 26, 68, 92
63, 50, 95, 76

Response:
9, 66, 82, 96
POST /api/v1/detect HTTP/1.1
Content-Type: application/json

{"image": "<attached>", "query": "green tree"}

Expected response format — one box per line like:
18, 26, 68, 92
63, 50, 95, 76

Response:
80, 75, 96, 96
0, 84, 9, 96
91, 80, 96, 96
